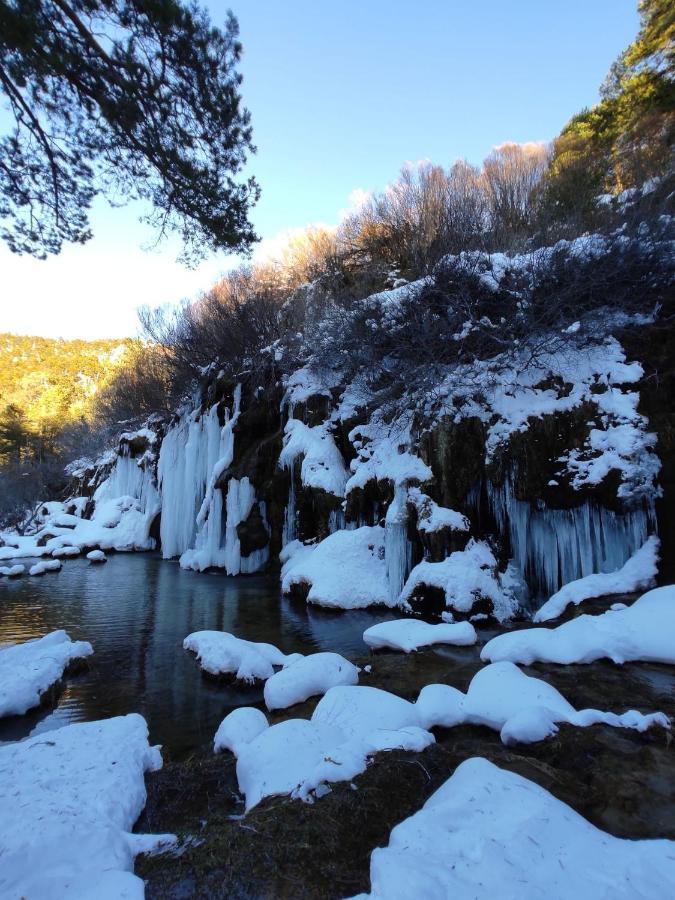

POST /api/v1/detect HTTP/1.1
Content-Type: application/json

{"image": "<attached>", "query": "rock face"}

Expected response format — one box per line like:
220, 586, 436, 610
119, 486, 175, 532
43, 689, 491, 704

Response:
57, 330, 661, 623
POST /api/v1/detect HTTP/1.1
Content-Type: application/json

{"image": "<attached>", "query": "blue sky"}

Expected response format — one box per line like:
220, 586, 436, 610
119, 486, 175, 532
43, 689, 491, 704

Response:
0, 0, 639, 338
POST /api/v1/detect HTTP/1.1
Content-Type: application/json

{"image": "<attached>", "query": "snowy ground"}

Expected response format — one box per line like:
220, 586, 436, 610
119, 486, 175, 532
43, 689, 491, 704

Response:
353, 757, 675, 900
0, 714, 173, 899
0, 630, 94, 718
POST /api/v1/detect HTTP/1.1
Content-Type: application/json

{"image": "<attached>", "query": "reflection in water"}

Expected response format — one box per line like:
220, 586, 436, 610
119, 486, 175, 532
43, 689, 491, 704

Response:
0, 553, 397, 758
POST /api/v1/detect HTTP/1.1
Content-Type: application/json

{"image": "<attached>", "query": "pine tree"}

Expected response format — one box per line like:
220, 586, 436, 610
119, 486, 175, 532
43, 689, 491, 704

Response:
0, 1, 259, 261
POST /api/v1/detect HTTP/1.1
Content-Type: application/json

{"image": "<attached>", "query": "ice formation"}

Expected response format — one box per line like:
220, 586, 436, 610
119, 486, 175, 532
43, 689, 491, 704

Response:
355, 758, 675, 900
485, 475, 656, 598
534, 535, 659, 622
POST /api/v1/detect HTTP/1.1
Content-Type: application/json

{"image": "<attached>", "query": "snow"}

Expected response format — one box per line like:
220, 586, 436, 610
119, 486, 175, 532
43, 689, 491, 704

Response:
0, 478, 160, 561
483, 585, 675, 666
0, 564, 25, 577
432, 337, 660, 507
214, 707, 269, 755
221, 685, 436, 810
354, 757, 675, 900
264, 652, 359, 710
29, 559, 62, 576
415, 661, 668, 744
52, 545, 81, 558
399, 539, 518, 621
363, 619, 477, 653
183, 630, 301, 683
279, 418, 349, 497
0, 714, 173, 899
0, 630, 94, 718
282, 526, 394, 609
283, 365, 332, 410
407, 487, 469, 533
87, 549, 107, 563
346, 420, 432, 495
534, 535, 659, 622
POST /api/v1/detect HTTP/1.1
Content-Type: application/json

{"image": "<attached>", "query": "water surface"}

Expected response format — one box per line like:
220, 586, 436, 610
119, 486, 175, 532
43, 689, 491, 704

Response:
0, 553, 396, 757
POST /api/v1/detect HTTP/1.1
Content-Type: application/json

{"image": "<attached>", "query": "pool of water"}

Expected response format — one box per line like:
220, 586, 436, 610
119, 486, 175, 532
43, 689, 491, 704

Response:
0, 553, 398, 758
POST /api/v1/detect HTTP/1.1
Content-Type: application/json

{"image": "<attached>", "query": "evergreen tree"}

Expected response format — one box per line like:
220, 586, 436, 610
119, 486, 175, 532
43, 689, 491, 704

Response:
0, 1, 259, 260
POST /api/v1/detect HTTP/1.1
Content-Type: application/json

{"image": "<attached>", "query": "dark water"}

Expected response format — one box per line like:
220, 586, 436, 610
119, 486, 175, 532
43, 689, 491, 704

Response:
0, 553, 397, 758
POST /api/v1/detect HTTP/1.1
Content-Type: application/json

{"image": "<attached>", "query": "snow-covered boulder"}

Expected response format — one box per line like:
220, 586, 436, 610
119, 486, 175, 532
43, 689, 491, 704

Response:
356, 757, 675, 899
223, 684, 435, 810
29, 559, 62, 576
183, 630, 301, 683
0, 630, 94, 718
363, 619, 477, 653
483, 585, 675, 666
399, 539, 518, 621
264, 652, 359, 710
86, 549, 107, 563
214, 707, 269, 755
52, 545, 81, 558
282, 526, 394, 609
0, 564, 25, 577
534, 536, 659, 622
415, 661, 668, 744
0, 714, 173, 898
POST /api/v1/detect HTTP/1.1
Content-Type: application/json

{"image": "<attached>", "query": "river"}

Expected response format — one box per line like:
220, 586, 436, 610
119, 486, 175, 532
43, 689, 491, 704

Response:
0, 553, 397, 758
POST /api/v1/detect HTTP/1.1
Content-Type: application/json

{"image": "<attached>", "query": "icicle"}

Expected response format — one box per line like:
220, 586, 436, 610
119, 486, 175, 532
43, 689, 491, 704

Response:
384, 485, 414, 601
93, 449, 160, 547
328, 508, 346, 534
282, 466, 297, 547
485, 474, 656, 599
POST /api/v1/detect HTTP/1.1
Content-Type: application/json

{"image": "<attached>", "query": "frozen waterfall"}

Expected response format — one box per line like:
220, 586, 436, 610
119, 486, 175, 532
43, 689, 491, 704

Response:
484, 476, 656, 599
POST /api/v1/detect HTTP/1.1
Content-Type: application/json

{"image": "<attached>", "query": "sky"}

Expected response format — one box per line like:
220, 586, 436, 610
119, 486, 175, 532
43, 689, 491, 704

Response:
0, 0, 639, 340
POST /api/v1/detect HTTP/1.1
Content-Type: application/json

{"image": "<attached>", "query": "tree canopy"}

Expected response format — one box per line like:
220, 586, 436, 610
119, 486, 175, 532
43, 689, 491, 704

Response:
0, 0, 259, 260
544, 0, 674, 217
